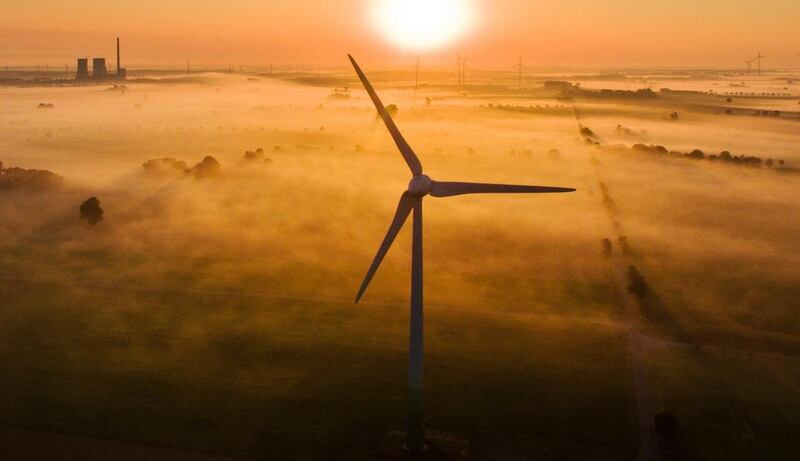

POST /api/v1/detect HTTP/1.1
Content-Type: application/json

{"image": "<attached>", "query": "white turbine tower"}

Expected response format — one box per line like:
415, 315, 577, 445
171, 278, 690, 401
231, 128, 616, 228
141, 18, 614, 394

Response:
348, 55, 576, 453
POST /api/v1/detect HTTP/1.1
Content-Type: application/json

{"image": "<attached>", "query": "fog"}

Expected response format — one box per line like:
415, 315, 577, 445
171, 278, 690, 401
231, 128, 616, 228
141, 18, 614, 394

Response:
1, 70, 798, 459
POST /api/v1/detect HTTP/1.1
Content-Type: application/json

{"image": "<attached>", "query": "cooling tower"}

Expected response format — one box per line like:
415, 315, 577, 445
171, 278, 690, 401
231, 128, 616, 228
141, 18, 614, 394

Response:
76, 58, 89, 80
92, 58, 108, 79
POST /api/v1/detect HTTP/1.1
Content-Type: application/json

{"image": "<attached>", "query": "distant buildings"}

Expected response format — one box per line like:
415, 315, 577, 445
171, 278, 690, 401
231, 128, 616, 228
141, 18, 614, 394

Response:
75, 38, 126, 81
76, 58, 89, 80
92, 58, 108, 79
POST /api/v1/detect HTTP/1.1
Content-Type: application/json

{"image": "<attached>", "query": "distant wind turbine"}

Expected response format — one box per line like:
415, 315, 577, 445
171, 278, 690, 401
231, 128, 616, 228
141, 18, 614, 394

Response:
754, 51, 765, 75
414, 56, 420, 94
744, 59, 752, 74
515, 57, 527, 87
456, 53, 467, 86
348, 54, 575, 453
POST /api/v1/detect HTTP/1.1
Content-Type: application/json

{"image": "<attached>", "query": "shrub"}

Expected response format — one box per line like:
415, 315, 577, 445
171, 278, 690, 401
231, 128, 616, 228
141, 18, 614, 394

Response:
79, 197, 103, 225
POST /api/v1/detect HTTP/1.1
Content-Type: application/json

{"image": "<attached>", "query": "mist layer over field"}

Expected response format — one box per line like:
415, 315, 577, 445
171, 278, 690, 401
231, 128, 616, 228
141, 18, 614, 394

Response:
0, 69, 798, 459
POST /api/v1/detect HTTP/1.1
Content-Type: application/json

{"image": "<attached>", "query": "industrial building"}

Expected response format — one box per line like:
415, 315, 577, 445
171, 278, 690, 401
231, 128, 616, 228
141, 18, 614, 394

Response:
76, 58, 89, 80
75, 38, 126, 81
92, 58, 107, 79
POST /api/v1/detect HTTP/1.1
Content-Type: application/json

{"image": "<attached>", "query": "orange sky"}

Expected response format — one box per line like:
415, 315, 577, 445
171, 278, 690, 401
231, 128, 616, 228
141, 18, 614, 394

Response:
1, 0, 799, 69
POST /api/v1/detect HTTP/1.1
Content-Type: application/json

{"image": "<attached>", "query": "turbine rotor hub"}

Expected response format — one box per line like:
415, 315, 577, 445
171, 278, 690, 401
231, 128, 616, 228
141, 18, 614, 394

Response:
408, 175, 433, 197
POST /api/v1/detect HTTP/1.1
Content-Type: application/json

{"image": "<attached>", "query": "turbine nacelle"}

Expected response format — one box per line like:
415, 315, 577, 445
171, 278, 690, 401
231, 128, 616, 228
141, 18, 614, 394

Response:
408, 175, 433, 196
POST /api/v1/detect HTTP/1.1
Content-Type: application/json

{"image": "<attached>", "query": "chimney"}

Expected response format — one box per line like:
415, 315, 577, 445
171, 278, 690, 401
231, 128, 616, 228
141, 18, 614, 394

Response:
116, 37, 121, 75
116, 37, 127, 80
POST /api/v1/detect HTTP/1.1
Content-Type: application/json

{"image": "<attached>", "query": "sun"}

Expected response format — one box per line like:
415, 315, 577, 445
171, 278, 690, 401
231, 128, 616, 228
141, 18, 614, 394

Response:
370, 0, 476, 51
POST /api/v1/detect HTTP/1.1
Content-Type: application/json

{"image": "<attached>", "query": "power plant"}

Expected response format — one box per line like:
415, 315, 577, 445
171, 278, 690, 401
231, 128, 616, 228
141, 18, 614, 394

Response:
75, 38, 126, 81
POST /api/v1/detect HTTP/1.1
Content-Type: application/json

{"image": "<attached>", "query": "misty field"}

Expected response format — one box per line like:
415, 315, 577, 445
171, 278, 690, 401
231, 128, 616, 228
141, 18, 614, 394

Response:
1, 69, 799, 459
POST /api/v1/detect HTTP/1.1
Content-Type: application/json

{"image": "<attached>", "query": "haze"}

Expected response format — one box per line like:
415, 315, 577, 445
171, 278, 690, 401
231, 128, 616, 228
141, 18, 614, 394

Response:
1, 1, 800, 460
2, 0, 800, 67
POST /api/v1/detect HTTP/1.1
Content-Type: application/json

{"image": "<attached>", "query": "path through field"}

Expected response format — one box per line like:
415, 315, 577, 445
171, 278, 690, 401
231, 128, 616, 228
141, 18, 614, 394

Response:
572, 104, 658, 461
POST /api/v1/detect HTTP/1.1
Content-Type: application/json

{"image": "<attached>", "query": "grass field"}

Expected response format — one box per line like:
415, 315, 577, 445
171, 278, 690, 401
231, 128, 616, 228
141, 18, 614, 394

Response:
1, 68, 799, 459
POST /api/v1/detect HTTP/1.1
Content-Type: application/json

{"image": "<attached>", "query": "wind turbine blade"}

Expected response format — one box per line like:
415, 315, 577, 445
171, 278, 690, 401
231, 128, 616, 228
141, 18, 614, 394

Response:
348, 55, 424, 176
430, 181, 575, 198
355, 191, 416, 303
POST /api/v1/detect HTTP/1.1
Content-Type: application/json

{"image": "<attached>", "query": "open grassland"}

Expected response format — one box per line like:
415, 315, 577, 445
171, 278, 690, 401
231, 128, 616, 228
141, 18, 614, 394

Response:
0, 69, 799, 459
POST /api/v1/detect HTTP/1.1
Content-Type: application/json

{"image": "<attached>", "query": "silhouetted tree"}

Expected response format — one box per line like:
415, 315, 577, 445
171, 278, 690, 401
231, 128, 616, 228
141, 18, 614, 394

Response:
79, 197, 103, 225
189, 156, 221, 178
602, 238, 613, 258
244, 147, 264, 161
0, 161, 63, 191
632, 144, 668, 154
627, 265, 649, 300
654, 412, 688, 461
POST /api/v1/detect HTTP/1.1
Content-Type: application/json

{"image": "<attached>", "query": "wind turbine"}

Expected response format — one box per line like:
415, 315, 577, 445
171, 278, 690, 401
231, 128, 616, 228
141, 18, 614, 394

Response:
348, 54, 576, 453
744, 59, 752, 74
414, 56, 420, 94
456, 53, 467, 86
515, 57, 527, 87
754, 51, 765, 75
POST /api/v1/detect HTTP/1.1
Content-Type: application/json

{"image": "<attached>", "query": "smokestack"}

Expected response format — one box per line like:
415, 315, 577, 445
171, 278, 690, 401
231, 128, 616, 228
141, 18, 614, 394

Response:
116, 37, 127, 80
116, 37, 121, 74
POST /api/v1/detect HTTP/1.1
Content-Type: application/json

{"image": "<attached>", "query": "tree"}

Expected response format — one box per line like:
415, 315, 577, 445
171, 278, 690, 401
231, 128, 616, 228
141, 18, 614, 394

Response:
602, 238, 613, 258
627, 265, 649, 300
189, 156, 221, 178
79, 197, 103, 225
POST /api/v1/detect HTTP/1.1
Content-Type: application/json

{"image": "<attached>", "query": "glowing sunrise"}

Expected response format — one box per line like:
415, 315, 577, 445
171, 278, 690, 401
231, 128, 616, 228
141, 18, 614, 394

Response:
1, 1, 799, 460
